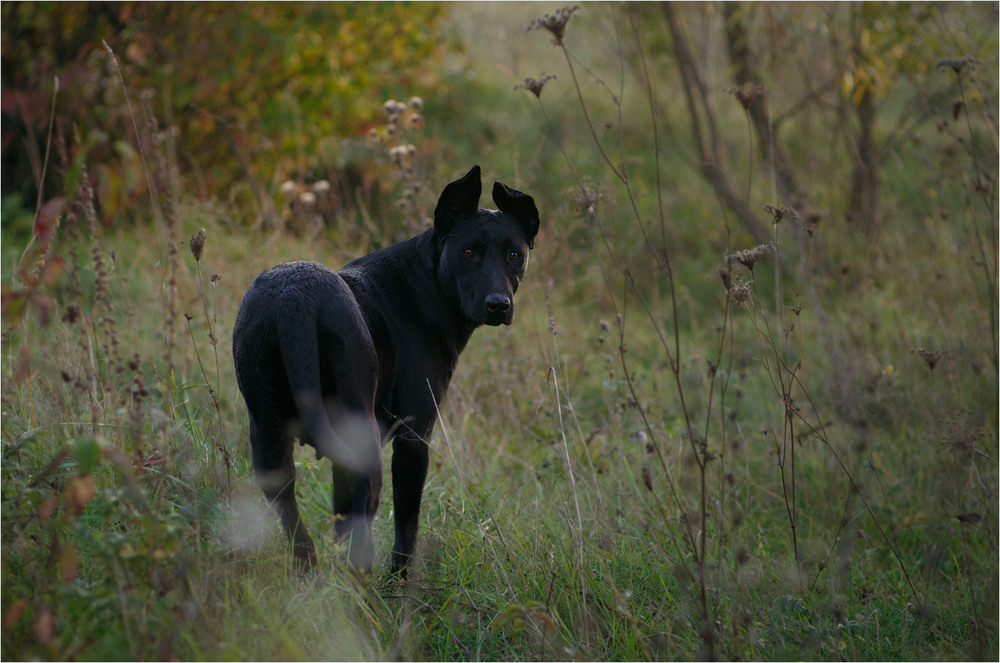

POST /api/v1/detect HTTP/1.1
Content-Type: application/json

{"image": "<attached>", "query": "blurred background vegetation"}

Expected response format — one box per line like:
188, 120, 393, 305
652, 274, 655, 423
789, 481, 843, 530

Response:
2, 2, 997, 660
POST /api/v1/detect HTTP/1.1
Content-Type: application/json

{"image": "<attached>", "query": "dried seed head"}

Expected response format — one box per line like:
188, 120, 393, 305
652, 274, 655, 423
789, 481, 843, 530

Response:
725, 243, 773, 271
63, 304, 81, 324
803, 221, 819, 239
571, 177, 605, 215
514, 74, 557, 99
527, 5, 579, 46
942, 409, 982, 464
935, 56, 976, 74
407, 113, 424, 129
916, 348, 945, 372
407, 96, 424, 112
729, 81, 766, 111
726, 277, 753, 305
189, 229, 206, 261
720, 269, 733, 292
389, 144, 415, 165
955, 512, 982, 526
763, 204, 798, 225
640, 465, 653, 492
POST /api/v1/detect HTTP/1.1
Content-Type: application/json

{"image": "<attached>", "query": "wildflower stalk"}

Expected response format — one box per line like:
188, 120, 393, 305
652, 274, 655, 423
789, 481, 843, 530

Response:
187, 230, 230, 492
548, 319, 588, 632
525, 6, 717, 656
731, 72, 804, 575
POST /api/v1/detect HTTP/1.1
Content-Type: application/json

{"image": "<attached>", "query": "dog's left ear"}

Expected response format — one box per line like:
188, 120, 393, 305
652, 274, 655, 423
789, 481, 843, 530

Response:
434, 165, 482, 235
492, 181, 540, 249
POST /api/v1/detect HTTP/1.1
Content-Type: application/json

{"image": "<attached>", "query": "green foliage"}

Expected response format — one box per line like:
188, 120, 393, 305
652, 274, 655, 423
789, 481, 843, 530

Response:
2, 2, 456, 225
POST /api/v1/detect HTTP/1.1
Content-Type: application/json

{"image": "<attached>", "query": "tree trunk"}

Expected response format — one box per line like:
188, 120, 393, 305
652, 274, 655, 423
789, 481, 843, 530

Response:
849, 87, 880, 237
663, 2, 770, 245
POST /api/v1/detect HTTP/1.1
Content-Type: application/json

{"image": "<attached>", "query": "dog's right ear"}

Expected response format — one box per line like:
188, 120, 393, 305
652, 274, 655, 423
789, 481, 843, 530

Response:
434, 165, 482, 235
492, 181, 540, 249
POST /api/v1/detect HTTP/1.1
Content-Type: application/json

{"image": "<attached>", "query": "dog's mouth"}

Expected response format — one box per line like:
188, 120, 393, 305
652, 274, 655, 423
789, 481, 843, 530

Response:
482, 310, 511, 326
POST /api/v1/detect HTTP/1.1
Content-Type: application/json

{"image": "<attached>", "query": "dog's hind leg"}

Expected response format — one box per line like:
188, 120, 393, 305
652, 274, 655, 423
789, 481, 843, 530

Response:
325, 351, 383, 573
331, 446, 381, 572
250, 415, 317, 572
279, 298, 383, 573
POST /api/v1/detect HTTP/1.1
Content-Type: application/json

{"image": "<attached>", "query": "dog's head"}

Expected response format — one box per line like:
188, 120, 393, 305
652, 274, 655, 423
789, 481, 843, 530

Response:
433, 165, 540, 326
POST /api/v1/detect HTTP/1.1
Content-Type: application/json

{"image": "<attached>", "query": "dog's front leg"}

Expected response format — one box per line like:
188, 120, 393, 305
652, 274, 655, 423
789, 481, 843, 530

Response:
390, 432, 429, 576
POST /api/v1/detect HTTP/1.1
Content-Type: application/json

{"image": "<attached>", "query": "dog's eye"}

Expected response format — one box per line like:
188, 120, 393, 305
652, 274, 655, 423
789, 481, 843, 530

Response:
508, 250, 520, 261
462, 247, 477, 259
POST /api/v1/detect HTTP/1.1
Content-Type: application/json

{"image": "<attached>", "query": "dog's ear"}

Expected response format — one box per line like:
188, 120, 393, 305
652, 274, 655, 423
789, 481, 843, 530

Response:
434, 165, 482, 234
492, 181, 539, 249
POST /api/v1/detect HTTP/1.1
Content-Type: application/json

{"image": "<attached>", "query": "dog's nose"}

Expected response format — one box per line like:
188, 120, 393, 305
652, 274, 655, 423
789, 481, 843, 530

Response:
485, 294, 511, 315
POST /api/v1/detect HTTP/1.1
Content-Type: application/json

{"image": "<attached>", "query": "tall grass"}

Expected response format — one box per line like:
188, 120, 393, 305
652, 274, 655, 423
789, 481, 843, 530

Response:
2, 5, 998, 661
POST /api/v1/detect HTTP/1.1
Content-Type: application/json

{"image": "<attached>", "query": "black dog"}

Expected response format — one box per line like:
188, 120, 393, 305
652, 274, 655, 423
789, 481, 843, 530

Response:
232, 165, 539, 575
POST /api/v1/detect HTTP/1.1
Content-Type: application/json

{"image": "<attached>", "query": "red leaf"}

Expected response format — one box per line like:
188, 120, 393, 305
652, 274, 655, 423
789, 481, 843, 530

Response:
3, 599, 28, 633
32, 606, 56, 645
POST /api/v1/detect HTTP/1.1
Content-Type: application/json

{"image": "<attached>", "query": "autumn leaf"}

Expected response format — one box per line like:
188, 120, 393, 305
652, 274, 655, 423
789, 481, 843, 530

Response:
58, 544, 80, 582
3, 599, 28, 633
37, 494, 60, 523
32, 606, 56, 645
64, 474, 96, 516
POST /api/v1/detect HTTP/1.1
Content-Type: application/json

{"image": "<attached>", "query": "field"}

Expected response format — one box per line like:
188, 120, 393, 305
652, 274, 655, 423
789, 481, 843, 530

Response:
2, 3, 997, 660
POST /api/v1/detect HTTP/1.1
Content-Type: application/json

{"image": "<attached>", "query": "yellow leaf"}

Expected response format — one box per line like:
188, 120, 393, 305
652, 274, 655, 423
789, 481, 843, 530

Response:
851, 83, 867, 108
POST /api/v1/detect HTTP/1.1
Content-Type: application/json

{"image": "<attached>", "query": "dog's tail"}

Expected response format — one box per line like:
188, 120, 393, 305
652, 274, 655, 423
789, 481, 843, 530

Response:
275, 305, 380, 474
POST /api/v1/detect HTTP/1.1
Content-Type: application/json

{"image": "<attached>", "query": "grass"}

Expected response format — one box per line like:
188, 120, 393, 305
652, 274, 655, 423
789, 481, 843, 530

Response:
3, 3, 998, 661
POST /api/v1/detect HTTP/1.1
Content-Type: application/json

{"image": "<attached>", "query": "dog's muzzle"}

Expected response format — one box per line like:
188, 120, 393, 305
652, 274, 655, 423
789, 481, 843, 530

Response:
484, 294, 512, 326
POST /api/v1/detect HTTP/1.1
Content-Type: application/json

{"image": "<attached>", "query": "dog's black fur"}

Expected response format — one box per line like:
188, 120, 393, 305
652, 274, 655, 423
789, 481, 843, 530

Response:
232, 166, 539, 575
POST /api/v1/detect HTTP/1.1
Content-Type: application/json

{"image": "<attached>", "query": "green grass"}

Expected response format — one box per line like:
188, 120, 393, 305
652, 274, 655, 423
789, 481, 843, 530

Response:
3, 3, 998, 661
1, 198, 995, 660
